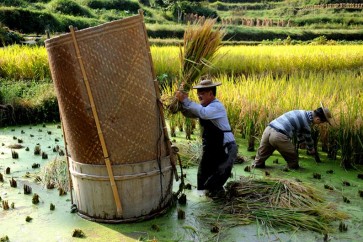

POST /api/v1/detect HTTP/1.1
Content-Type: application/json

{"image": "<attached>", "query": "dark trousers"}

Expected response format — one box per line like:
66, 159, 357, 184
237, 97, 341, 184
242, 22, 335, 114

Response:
198, 141, 238, 191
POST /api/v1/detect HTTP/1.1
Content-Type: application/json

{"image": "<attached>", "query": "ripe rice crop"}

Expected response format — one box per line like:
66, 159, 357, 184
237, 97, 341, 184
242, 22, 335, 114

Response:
165, 71, 363, 167
152, 45, 363, 80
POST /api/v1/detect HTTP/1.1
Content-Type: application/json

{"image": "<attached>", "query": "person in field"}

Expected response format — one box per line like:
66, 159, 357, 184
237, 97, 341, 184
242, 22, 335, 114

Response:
253, 104, 332, 169
175, 79, 237, 196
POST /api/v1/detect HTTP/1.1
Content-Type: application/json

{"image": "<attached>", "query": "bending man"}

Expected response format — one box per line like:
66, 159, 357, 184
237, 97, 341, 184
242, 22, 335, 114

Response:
253, 104, 332, 169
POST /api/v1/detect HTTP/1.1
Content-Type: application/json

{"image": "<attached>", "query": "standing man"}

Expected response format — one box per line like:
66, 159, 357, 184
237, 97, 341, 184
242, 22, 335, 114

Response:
253, 104, 332, 169
175, 79, 237, 195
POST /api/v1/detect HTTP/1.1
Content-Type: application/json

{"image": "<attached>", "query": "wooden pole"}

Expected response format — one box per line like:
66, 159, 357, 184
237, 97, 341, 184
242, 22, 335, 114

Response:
69, 26, 123, 216
59, 117, 74, 204
138, 10, 179, 181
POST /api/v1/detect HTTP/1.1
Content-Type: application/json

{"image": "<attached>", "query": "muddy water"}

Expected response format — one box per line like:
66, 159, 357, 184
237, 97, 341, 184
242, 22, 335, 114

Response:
1, 124, 362, 241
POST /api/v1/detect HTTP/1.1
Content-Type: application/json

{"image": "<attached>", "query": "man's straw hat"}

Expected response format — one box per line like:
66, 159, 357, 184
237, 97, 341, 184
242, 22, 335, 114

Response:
193, 79, 221, 89
320, 102, 332, 125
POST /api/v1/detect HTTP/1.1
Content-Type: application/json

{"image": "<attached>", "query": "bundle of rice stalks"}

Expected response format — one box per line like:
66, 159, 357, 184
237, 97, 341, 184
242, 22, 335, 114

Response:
223, 177, 349, 233
177, 137, 203, 167
162, 18, 225, 114
41, 158, 69, 192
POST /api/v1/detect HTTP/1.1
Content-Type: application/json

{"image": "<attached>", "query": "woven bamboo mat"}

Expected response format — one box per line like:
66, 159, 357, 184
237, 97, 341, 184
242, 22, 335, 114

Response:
46, 14, 167, 164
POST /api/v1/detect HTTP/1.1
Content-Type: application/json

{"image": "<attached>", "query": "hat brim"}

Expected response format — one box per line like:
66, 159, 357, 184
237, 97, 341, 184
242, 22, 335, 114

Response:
193, 82, 222, 89
320, 102, 332, 125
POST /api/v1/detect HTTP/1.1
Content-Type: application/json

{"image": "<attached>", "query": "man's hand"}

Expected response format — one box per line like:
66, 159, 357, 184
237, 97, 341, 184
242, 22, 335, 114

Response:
175, 90, 188, 102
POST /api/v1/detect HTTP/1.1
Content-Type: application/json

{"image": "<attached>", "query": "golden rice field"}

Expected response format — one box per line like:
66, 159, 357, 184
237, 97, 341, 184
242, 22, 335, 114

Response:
154, 45, 363, 167
163, 70, 363, 167
151, 45, 363, 79
0, 44, 362, 166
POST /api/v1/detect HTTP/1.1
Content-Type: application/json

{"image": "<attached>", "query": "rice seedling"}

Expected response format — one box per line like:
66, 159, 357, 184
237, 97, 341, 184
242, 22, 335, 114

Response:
324, 184, 334, 190
343, 196, 350, 203
177, 208, 185, 220
50, 203, 55, 210
313, 173, 322, 179
339, 221, 348, 232
342, 181, 351, 186
58, 188, 67, 196
23, 184, 32, 195
41, 152, 48, 159
70, 204, 78, 213
0, 235, 9, 242
34, 145, 41, 155
9, 178, 17, 188
11, 150, 18, 159
32, 194, 40, 204
2, 200, 9, 210
72, 229, 85, 238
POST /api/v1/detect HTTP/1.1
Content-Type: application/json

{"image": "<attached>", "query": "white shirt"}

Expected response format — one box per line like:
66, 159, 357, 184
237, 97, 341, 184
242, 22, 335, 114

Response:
182, 98, 235, 145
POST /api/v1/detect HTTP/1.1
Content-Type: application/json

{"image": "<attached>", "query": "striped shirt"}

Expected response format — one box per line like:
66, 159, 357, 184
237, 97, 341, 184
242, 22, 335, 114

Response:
181, 98, 235, 145
269, 110, 314, 150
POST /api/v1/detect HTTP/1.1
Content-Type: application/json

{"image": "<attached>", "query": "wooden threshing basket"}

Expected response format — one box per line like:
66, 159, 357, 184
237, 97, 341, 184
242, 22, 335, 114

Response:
45, 11, 174, 223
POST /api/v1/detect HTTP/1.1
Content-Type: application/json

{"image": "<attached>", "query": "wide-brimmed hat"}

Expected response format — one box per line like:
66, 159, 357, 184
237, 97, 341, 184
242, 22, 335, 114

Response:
193, 79, 221, 89
320, 102, 332, 125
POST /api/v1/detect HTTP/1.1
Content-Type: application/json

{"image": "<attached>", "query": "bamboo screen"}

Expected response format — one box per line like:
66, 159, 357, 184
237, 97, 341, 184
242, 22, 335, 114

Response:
45, 14, 168, 165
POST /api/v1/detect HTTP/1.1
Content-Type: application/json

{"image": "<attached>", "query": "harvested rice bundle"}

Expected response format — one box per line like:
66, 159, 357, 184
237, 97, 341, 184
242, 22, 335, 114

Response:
41, 158, 69, 192
223, 177, 349, 233
162, 18, 224, 114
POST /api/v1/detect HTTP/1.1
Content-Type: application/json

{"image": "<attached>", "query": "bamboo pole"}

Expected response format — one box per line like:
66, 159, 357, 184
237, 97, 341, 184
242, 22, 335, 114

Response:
69, 26, 122, 216
59, 117, 74, 204
138, 9, 179, 181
